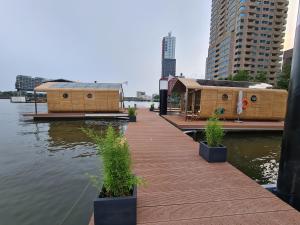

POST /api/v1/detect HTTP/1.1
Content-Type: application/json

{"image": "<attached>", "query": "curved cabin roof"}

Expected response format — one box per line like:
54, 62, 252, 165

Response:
199, 85, 288, 94
171, 78, 201, 93
35, 82, 122, 92
170, 78, 287, 94
177, 78, 201, 89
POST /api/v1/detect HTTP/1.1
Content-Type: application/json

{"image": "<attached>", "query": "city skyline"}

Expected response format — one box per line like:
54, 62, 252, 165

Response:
0, 0, 298, 95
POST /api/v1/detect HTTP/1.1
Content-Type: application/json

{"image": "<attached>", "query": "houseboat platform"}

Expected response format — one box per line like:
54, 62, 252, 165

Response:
89, 109, 299, 225
162, 114, 284, 131
23, 112, 129, 121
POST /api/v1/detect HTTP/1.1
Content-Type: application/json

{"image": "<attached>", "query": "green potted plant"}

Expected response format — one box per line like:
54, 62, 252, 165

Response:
149, 103, 154, 112
128, 106, 136, 122
82, 125, 143, 225
199, 116, 227, 162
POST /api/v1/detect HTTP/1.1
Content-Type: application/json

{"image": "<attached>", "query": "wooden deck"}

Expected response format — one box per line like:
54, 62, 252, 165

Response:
163, 114, 284, 131
23, 112, 129, 121
88, 109, 299, 225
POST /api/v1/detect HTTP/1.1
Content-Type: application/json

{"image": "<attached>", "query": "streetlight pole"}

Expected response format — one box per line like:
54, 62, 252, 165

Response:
159, 79, 168, 115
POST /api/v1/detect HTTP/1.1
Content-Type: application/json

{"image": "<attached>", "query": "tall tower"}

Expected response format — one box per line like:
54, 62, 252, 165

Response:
161, 32, 176, 78
205, 0, 288, 85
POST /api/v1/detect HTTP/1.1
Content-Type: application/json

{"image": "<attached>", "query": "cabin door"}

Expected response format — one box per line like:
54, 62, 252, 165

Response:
195, 90, 201, 113
188, 90, 201, 114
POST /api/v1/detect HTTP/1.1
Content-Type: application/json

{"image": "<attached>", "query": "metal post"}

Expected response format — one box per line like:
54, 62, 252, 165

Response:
192, 91, 195, 113
34, 90, 37, 115
277, 5, 300, 210
184, 88, 188, 116
121, 85, 124, 109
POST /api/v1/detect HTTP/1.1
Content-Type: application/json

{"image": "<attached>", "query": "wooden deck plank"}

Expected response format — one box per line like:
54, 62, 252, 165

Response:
137, 197, 291, 224
140, 210, 300, 225
137, 187, 273, 207
162, 114, 284, 131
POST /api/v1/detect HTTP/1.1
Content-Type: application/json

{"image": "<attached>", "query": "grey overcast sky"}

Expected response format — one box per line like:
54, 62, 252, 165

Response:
0, 0, 298, 96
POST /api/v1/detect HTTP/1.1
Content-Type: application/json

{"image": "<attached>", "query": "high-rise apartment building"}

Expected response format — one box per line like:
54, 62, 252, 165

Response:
205, 0, 288, 85
15, 75, 47, 91
282, 48, 293, 67
162, 32, 176, 78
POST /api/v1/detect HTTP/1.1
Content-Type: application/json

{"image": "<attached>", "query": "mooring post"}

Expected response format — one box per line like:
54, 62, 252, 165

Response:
277, 6, 300, 210
159, 79, 168, 115
34, 90, 37, 115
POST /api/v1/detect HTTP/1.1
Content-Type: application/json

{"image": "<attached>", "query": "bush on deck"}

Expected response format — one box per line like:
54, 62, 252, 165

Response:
82, 125, 142, 197
128, 107, 136, 117
204, 116, 224, 147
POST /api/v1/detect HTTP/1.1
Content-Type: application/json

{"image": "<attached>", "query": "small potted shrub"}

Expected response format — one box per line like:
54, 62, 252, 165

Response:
128, 107, 136, 122
199, 116, 227, 162
82, 126, 143, 225
149, 103, 154, 112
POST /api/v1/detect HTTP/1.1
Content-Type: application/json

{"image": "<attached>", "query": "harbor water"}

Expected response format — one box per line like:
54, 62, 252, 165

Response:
0, 99, 282, 225
0, 99, 127, 225
192, 131, 282, 185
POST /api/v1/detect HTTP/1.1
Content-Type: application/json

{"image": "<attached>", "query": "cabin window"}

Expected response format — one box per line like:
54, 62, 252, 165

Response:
62, 93, 69, 99
251, 95, 257, 102
222, 94, 229, 101
87, 93, 93, 99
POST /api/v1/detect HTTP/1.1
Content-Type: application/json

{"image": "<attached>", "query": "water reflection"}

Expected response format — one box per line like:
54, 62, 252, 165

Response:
47, 120, 127, 151
193, 132, 282, 185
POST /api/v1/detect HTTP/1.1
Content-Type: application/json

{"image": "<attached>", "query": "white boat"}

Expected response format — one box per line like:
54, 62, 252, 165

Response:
10, 96, 26, 103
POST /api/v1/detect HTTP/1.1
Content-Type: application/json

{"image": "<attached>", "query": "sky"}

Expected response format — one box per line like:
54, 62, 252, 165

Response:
0, 0, 298, 96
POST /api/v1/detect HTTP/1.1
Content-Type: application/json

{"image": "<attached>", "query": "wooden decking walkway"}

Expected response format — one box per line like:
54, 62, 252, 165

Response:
89, 109, 300, 224
126, 110, 299, 224
163, 114, 284, 131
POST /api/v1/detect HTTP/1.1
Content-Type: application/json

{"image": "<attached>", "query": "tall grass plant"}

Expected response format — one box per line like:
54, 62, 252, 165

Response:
82, 125, 142, 197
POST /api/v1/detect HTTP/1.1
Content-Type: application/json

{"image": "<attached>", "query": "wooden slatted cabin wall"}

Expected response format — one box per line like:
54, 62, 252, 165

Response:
198, 86, 287, 121
47, 89, 120, 113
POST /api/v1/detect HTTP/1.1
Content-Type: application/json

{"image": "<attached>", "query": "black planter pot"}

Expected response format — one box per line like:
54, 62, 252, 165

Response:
129, 115, 136, 122
94, 186, 137, 225
149, 108, 154, 112
199, 141, 227, 163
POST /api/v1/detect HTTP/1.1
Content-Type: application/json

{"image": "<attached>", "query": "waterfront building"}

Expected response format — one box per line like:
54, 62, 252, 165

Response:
35, 82, 123, 112
136, 91, 146, 98
162, 32, 176, 78
136, 91, 151, 101
15, 75, 47, 91
282, 48, 293, 67
205, 0, 288, 85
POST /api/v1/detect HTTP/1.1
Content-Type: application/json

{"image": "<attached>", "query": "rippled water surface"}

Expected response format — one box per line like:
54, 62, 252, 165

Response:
0, 98, 283, 225
193, 131, 282, 185
0, 99, 127, 225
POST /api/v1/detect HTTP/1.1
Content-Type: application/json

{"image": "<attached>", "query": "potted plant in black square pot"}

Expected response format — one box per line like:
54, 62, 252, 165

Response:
128, 107, 136, 122
199, 116, 227, 163
82, 126, 143, 225
149, 103, 154, 112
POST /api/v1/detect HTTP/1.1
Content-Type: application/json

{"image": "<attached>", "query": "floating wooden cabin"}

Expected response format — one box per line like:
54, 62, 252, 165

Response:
35, 82, 123, 113
171, 78, 288, 121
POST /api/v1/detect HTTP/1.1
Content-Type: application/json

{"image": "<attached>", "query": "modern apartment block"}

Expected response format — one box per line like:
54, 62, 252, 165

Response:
15, 75, 47, 91
162, 32, 176, 78
282, 48, 293, 67
205, 0, 288, 85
